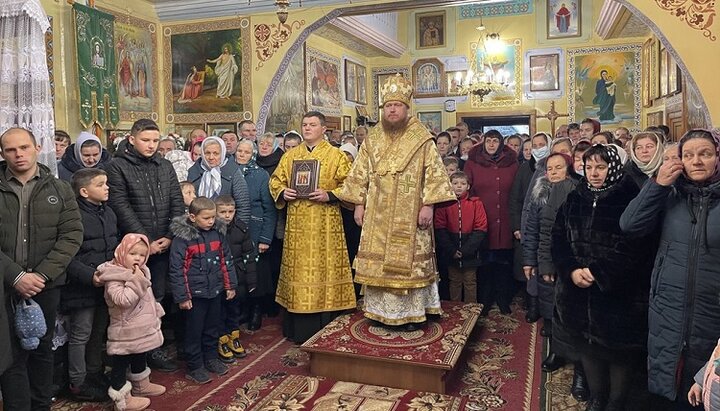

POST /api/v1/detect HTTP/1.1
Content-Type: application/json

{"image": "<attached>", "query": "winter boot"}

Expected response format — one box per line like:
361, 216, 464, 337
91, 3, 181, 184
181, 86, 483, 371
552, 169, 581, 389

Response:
218, 334, 236, 363
108, 381, 150, 411
229, 330, 247, 358
128, 368, 166, 397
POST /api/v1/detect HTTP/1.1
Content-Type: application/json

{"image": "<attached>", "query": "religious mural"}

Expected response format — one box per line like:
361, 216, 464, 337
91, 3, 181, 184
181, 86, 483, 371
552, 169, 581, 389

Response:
267, 45, 305, 133
547, 1, 581, 39
306, 47, 342, 116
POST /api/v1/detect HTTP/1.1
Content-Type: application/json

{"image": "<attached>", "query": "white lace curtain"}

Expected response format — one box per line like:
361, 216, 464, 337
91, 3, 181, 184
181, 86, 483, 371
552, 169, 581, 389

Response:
0, 0, 56, 175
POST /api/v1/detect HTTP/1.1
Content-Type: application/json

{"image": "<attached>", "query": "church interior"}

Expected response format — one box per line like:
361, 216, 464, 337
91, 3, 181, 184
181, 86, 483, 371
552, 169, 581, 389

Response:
1, 0, 718, 410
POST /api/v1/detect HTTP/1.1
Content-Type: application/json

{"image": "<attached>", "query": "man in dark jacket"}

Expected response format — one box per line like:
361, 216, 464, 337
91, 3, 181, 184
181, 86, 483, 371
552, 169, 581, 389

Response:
105, 118, 185, 372
0, 127, 83, 411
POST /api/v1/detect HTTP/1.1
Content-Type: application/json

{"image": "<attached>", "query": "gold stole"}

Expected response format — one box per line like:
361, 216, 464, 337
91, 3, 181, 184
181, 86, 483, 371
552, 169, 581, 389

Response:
365, 117, 431, 276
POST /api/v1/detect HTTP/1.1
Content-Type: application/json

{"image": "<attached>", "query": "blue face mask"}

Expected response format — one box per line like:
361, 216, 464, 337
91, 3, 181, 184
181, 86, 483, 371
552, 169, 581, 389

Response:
531, 146, 550, 161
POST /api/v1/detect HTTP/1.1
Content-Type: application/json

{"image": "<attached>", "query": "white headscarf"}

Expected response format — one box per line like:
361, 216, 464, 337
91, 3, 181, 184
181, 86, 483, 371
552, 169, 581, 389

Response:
198, 136, 228, 198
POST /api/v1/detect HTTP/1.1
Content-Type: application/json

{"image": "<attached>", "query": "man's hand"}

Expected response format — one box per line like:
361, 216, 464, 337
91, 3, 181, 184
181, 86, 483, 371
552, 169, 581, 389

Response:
283, 188, 298, 201
542, 273, 556, 283
513, 230, 521, 240
418, 205, 433, 230
15, 273, 45, 299
523, 266, 535, 280
258, 243, 270, 253
688, 383, 703, 407
453, 250, 462, 259
92, 271, 103, 287
226, 290, 236, 300
179, 300, 193, 310
308, 189, 329, 203
354, 205, 365, 227
571, 268, 594, 288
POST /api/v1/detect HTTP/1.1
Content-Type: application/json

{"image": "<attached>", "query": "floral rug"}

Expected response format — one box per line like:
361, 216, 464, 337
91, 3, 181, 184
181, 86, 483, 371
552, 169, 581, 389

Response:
301, 301, 482, 370
49, 298, 543, 411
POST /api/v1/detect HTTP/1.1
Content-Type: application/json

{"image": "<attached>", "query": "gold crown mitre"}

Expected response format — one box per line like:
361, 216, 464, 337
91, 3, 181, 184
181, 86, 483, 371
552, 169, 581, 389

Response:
380, 73, 413, 107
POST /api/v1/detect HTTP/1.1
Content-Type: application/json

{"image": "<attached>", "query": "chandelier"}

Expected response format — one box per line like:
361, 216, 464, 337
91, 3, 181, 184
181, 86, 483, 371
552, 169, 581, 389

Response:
459, 31, 510, 102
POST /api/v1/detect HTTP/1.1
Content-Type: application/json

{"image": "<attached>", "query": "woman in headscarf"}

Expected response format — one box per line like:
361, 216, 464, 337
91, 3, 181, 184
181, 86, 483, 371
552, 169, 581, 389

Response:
621, 130, 720, 410
463, 129, 519, 315
255, 132, 283, 176
553, 144, 656, 411
235, 139, 277, 331
510, 132, 552, 322
187, 136, 251, 223
624, 131, 664, 188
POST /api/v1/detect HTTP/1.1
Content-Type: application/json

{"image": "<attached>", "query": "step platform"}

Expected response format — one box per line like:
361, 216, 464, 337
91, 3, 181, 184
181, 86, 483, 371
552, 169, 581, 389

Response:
300, 301, 482, 394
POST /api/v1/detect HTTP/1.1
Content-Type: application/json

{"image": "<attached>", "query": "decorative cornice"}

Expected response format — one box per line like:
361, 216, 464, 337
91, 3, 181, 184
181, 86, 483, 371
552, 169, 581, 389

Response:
328, 16, 405, 57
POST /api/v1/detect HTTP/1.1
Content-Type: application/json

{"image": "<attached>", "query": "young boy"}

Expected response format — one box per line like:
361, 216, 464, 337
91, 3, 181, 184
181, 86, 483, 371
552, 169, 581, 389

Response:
169, 197, 237, 384
443, 156, 460, 176
61, 168, 119, 401
434, 172, 488, 303
214, 195, 258, 363
180, 180, 196, 211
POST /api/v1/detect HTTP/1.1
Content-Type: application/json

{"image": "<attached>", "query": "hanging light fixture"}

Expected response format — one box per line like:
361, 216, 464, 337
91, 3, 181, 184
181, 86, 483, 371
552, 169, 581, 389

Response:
275, 0, 290, 24
459, 29, 510, 102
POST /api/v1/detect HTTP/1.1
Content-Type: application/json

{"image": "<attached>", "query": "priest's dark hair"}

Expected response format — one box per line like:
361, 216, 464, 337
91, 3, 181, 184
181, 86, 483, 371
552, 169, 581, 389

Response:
303, 111, 326, 126
130, 118, 159, 137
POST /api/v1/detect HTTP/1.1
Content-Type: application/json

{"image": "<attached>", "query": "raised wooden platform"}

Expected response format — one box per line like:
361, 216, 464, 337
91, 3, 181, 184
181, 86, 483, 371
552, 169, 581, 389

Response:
300, 301, 482, 394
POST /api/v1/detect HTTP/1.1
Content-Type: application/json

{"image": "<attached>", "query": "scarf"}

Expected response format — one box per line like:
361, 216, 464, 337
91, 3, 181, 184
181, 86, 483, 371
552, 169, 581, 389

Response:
585, 144, 624, 192
630, 133, 664, 177
113, 233, 150, 268
198, 136, 228, 198
679, 128, 720, 185
530, 132, 553, 162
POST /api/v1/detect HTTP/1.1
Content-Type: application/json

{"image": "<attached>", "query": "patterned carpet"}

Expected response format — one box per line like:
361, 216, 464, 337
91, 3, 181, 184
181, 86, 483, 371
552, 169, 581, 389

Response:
48, 298, 544, 411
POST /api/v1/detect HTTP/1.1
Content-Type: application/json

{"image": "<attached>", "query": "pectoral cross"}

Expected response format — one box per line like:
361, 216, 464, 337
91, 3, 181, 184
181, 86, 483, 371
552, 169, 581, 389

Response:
539, 101, 569, 135
398, 175, 416, 194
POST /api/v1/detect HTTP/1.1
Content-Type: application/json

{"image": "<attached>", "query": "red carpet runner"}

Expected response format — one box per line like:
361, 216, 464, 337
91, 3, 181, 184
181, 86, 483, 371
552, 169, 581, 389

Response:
50, 299, 542, 411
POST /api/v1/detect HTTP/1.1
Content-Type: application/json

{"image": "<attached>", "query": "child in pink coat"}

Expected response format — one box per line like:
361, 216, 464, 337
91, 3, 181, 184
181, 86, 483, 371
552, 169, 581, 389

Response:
97, 234, 166, 411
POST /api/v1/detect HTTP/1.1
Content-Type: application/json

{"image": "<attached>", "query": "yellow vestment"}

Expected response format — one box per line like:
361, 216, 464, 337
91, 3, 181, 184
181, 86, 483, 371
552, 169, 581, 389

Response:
269, 140, 357, 313
339, 117, 455, 292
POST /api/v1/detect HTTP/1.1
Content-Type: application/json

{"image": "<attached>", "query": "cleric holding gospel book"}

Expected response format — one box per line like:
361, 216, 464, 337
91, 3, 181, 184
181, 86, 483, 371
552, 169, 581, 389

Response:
268, 111, 356, 344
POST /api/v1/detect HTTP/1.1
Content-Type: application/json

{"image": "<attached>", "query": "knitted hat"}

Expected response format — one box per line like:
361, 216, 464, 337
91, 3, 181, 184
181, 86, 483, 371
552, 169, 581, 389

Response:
380, 74, 413, 107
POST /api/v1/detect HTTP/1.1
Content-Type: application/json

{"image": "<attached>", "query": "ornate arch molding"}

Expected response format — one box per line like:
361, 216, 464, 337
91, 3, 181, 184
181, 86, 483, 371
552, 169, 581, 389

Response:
617, 0, 712, 125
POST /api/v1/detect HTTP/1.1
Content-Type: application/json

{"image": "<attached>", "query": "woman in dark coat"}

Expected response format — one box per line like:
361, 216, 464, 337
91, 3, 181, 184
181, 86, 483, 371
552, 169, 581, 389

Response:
255, 133, 283, 176
621, 129, 720, 410
235, 139, 277, 330
463, 129, 519, 315
509, 133, 551, 321
187, 136, 251, 223
553, 144, 656, 410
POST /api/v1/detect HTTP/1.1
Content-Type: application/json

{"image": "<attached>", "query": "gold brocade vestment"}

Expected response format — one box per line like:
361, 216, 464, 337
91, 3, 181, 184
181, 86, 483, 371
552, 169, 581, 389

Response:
339, 117, 456, 291
269, 140, 356, 313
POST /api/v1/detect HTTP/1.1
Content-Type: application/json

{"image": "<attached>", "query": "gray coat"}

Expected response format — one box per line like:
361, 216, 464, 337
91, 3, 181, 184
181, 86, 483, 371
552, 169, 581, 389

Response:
188, 160, 251, 224
620, 177, 720, 401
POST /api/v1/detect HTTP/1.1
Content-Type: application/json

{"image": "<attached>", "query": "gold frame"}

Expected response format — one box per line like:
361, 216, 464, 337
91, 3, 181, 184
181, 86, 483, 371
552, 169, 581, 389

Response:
416, 10, 446, 50
412, 58, 446, 98
100, 8, 160, 122
162, 18, 253, 124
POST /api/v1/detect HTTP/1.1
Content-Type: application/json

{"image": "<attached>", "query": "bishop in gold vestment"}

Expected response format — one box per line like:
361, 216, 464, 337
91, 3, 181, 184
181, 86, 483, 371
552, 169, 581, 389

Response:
269, 132, 356, 341
339, 74, 455, 327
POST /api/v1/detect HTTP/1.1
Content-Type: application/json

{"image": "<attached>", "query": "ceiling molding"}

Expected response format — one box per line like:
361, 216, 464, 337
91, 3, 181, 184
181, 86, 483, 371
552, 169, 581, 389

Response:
595, 0, 628, 40
326, 16, 405, 57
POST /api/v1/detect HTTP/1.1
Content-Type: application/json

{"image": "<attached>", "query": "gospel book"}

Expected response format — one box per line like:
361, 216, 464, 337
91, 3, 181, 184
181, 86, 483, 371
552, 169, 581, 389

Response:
290, 159, 320, 199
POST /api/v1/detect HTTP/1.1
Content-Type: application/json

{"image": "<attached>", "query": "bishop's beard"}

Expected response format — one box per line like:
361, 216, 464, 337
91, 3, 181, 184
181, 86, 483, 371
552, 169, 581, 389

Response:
381, 115, 410, 137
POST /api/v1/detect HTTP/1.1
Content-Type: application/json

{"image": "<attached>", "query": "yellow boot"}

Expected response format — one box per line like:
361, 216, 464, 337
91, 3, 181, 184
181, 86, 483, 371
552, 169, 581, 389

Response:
218, 334, 235, 363
229, 330, 247, 358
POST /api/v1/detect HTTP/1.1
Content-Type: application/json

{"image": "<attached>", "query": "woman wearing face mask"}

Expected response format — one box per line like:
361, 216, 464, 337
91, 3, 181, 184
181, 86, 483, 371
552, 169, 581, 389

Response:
464, 130, 519, 316
624, 131, 664, 189
621, 130, 720, 410
553, 144, 655, 411
509, 132, 552, 322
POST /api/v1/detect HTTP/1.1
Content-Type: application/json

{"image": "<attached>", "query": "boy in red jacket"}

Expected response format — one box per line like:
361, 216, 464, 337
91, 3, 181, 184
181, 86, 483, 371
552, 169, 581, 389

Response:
434, 172, 488, 303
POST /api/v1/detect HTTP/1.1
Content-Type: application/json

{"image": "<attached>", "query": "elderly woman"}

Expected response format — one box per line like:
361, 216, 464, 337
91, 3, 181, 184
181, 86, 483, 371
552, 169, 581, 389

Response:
255, 132, 283, 176
554, 144, 656, 411
187, 136, 250, 223
463, 129, 519, 315
235, 139, 277, 331
621, 129, 720, 410
624, 131, 664, 188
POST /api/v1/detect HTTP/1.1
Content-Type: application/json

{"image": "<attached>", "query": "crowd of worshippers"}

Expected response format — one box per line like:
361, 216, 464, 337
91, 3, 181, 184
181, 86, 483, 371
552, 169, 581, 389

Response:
0, 113, 719, 411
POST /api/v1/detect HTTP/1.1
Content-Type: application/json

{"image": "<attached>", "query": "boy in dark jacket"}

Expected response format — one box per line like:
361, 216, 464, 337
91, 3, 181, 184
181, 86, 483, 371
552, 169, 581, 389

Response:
169, 197, 237, 384
61, 168, 119, 401
215, 195, 258, 362
434, 172, 488, 303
